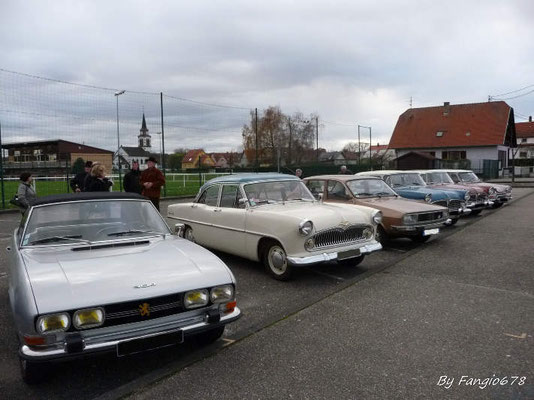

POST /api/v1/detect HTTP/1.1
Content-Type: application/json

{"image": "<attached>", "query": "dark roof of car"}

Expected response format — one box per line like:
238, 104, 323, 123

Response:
304, 175, 381, 181
31, 192, 146, 207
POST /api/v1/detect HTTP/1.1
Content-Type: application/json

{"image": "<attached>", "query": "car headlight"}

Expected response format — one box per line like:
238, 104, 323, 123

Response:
73, 308, 105, 330
489, 187, 496, 194
299, 220, 314, 236
464, 192, 470, 200
442, 209, 449, 218
424, 193, 432, 203
210, 285, 234, 304
304, 237, 315, 250
505, 186, 512, 193
36, 313, 70, 334
372, 211, 382, 225
184, 289, 209, 309
363, 227, 373, 239
402, 214, 418, 225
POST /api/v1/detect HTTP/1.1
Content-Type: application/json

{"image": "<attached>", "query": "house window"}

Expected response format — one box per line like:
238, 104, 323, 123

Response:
520, 152, 527, 158
442, 151, 466, 160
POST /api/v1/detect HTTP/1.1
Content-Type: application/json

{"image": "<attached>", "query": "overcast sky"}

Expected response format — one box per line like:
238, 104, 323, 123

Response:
1, 0, 533, 153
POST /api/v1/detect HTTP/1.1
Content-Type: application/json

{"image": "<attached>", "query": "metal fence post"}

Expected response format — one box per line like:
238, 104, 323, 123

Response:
0, 122, 5, 209
160, 92, 167, 197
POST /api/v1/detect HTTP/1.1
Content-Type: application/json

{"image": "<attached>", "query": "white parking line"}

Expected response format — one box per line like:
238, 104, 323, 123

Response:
305, 268, 345, 282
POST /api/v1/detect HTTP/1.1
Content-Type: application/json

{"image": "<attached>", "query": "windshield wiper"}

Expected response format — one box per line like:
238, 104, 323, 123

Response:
29, 235, 91, 245
376, 192, 393, 197
107, 230, 160, 237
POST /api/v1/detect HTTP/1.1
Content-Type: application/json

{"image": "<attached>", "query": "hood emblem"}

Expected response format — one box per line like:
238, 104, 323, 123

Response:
134, 282, 156, 289
139, 302, 150, 317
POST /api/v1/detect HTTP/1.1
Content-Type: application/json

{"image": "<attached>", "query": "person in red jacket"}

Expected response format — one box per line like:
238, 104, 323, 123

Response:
140, 157, 166, 211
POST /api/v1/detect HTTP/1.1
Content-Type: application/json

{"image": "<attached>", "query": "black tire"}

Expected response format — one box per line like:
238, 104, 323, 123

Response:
410, 234, 430, 243
375, 225, 390, 246
337, 254, 365, 267
470, 209, 483, 216
261, 240, 293, 281
20, 358, 47, 385
492, 202, 503, 209
195, 326, 225, 346
184, 226, 195, 242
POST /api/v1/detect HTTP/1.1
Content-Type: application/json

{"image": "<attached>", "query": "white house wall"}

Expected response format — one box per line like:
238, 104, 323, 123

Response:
395, 146, 506, 169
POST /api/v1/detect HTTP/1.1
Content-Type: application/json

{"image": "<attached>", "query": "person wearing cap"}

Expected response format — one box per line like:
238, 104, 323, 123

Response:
123, 160, 142, 194
140, 156, 165, 211
70, 160, 93, 192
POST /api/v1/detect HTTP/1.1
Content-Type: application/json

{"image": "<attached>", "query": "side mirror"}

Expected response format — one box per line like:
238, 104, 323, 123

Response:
238, 198, 248, 208
174, 223, 185, 237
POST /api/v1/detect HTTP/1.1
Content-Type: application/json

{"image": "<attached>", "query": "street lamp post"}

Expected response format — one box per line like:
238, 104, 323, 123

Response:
358, 124, 372, 170
114, 90, 125, 191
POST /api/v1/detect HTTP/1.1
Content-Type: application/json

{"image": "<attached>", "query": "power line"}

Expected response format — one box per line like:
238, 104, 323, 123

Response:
493, 89, 534, 101
491, 83, 534, 98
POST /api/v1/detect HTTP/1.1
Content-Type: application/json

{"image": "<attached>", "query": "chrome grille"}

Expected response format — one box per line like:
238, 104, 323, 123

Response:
449, 199, 462, 210
313, 225, 369, 249
416, 211, 445, 223
432, 200, 448, 207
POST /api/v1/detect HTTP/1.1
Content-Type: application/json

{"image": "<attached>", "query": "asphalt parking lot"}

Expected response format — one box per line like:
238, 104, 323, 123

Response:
0, 190, 533, 399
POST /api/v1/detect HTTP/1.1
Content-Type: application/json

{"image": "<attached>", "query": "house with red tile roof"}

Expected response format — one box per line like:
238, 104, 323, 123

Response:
181, 149, 215, 170
389, 101, 517, 172
515, 117, 534, 159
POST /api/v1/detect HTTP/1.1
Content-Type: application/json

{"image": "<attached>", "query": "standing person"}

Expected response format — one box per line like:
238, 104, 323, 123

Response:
17, 172, 37, 210
339, 165, 353, 175
123, 160, 142, 194
87, 164, 113, 192
140, 156, 165, 211
295, 168, 303, 179
70, 161, 93, 192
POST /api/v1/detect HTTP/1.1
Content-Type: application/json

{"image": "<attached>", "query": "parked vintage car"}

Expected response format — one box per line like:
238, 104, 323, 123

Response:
303, 175, 450, 244
414, 170, 489, 216
356, 170, 469, 224
442, 169, 512, 208
167, 173, 383, 281
7, 192, 240, 383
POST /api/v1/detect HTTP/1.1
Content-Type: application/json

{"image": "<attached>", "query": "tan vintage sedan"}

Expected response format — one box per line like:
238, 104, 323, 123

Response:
303, 175, 451, 244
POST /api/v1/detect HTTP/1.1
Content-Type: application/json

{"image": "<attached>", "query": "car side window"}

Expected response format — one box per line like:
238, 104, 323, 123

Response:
449, 173, 460, 183
306, 180, 325, 200
197, 185, 220, 206
327, 181, 349, 200
220, 185, 240, 208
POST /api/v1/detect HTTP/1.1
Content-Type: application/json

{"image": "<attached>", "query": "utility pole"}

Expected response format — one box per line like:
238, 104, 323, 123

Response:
369, 126, 372, 170
254, 108, 259, 172
0, 122, 4, 209
357, 125, 361, 166
288, 117, 292, 166
160, 92, 166, 196
315, 117, 319, 162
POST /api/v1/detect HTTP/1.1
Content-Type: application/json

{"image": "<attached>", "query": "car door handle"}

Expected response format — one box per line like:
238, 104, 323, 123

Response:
6, 246, 11, 252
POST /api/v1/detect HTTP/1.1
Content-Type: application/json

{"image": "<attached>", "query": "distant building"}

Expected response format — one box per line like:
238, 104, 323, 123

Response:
114, 114, 155, 170
319, 151, 345, 165
389, 101, 517, 174
182, 149, 215, 170
515, 117, 534, 159
2, 139, 113, 176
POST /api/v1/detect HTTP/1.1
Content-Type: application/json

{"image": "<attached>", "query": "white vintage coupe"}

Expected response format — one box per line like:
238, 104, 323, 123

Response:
168, 173, 383, 280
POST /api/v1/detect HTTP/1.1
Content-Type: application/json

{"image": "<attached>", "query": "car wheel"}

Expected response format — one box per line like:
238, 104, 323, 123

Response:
262, 241, 293, 281
20, 358, 46, 385
184, 226, 195, 242
195, 326, 225, 345
337, 254, 365, 267
449, 217, 459, 225
375, 225, 389, 246
492, 202, 503, 209
410, 234, 430, 243
470, 209, 482, 216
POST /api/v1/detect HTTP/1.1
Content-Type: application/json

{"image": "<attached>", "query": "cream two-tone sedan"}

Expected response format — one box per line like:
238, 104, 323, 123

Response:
168, 173, 383, 281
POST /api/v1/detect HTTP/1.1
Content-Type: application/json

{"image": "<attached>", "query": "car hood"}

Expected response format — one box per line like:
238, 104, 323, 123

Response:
22, 237, 234, 314
395, 186, 451, 200
427, 183, 483, 194
250, 201, 372, 231
354, 197, 446, 215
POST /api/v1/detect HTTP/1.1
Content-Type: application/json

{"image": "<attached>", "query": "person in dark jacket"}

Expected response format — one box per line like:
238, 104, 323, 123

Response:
123, 160, 142, 194
140, 157, 165, 211
17, 172, 37, 210
339, 165, 353, 175
87, 164, 112, 192
70, 161, 93, 192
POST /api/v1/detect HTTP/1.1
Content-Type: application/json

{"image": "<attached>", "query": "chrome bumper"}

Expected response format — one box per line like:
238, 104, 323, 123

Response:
391, 220, 447, 232
287, 241, 382, 266
20, 307, 241, 362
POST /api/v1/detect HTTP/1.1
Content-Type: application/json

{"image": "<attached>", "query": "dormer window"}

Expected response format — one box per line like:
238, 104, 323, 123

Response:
436, 131, 444, 137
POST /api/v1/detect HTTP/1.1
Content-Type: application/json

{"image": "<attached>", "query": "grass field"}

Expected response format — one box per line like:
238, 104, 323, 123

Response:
0, 174, 223, 209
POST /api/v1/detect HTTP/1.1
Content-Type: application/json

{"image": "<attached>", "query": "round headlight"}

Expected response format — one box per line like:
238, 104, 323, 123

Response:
424, 193, 432, 203
305, 237, 315, 250
464, 192, 470, 200
36, 313, 70, 334
372, 211, 382, 225
299, 220, 314, 236
363, 227, 373, 239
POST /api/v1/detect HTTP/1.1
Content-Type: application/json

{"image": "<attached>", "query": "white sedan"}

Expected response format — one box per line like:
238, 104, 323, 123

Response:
168, 173, 382, 280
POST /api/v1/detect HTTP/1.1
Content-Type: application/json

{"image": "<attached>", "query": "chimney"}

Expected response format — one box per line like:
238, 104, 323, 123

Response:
443, 102, 450, 116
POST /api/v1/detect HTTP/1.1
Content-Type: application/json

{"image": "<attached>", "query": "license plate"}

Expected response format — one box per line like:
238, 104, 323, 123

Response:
117, 330, 184, 357
423, 228, 439, 236
338, 249, 361, 260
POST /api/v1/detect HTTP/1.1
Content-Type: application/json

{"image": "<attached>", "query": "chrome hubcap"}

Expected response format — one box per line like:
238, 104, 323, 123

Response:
269, 247, 287, 272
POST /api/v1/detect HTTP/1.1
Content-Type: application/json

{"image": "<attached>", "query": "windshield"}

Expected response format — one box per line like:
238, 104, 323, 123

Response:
244, 180, 315, 205
347, 179, 396, 197
425, 172, 454, 184
22, 200, 170, 246
389, 173, 426, 187
458, 172, 481, 182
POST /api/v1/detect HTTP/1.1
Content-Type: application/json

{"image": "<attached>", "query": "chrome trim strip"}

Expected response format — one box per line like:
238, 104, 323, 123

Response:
287, 242, 382, 265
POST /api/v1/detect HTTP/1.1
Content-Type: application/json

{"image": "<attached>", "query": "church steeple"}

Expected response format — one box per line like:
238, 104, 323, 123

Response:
138, 113, 151, 150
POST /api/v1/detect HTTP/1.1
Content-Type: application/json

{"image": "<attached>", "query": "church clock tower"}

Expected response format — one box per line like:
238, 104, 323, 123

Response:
138, 113, 152, 151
